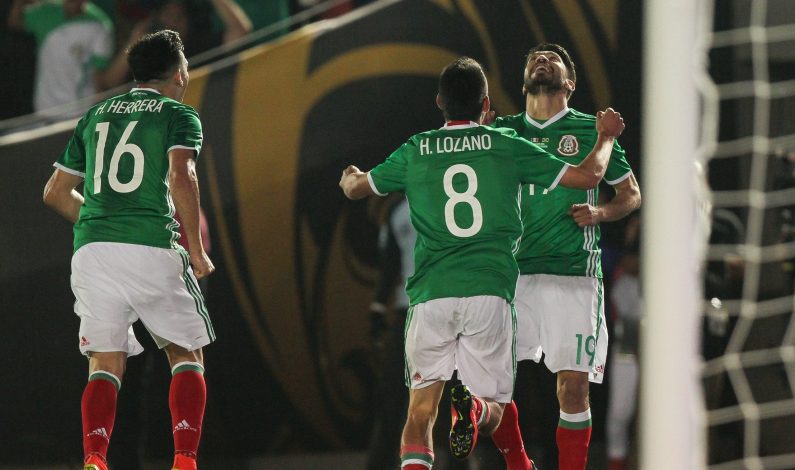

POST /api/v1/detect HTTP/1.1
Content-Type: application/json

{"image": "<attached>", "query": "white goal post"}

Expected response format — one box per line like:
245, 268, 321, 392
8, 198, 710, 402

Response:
641, 0, 706, 468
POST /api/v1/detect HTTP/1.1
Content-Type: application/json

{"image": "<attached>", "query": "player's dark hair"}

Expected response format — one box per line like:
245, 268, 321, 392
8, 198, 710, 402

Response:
526, 43, 576, 98
127, 30, 185, 83
438, 57, 488, 122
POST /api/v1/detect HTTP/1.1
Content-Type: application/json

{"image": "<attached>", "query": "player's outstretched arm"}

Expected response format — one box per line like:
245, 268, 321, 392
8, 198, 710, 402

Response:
168, 148, 215, 279
569, 173, 641, 227
559, 108, 625, 189
339, 165, 375, 200
43, 169, 85, 223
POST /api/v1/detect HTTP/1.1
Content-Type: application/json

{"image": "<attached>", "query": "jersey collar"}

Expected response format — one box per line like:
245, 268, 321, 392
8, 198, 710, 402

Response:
130, 87, 161, 95
440, 120, 479, 130
524, 107, 570, 129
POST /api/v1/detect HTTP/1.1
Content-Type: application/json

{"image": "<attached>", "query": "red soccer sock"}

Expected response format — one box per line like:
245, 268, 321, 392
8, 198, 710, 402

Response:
491, 401, 533, 470
557, 408, 592, 470
169, 362, 206, 458
81, 371, 120, 462
400, 444, 434, 469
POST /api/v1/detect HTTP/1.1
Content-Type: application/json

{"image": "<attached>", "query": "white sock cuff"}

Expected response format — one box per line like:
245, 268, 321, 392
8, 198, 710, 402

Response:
560, 408, 592, 423
89, 370, 122, 391
171, 361, 205, 375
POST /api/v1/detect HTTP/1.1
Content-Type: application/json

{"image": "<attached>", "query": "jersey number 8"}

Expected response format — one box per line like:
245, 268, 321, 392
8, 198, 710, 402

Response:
94, 121, 144, 194
443, 164, 483, 237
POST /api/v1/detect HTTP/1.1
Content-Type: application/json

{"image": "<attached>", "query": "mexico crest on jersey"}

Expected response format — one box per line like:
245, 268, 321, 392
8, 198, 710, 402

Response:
557, 134, 579, 156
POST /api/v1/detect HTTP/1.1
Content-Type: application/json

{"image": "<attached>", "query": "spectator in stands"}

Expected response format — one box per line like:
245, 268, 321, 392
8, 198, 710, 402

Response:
606, 213, 641, 470
146, 0, 251, 58
6, 0, 143, 113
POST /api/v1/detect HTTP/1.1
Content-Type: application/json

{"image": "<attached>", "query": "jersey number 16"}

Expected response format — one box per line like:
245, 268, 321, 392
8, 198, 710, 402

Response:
93, 121, 144, 194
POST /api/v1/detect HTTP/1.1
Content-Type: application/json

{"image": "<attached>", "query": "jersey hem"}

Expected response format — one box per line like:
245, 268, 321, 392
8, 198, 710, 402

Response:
408, 291, 513, 306
518, 270, 603, 279
53, 162, 86, 178
73, 238, 177, 254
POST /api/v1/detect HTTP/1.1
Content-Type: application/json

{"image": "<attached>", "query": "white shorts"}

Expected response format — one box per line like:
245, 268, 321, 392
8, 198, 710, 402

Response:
404, 296, 515, 403
514, 274, 607, 383
71, 242, 215, 356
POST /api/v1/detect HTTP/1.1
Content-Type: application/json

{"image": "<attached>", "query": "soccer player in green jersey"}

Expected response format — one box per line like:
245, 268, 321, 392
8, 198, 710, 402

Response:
339, 57, 625, 470
42, 31, 214, 470
488, 43, 642, 470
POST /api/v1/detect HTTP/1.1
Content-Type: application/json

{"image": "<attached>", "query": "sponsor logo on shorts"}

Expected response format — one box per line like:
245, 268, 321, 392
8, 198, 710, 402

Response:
80, 336, 90, 347
87, 427, 109, 441
595, 364, 605, 374
173, 419, 198, 433
412, 372, 422, 382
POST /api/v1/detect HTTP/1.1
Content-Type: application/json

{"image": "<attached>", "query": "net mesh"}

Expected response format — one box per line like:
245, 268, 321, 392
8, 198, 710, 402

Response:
699, 0, 795, 468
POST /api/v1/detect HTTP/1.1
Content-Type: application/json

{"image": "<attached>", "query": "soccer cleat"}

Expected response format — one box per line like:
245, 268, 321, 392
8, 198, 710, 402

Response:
449, 384, 478, 459
171, 453, 197, 470
83, 453, 108, 470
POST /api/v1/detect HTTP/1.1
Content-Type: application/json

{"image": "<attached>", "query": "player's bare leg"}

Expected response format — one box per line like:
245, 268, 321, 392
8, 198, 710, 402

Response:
557, 370, 591, 470
400, 381, 443, 469
449, 384, 506, 460
83, 351, 126, 470
165, 344, 206, 470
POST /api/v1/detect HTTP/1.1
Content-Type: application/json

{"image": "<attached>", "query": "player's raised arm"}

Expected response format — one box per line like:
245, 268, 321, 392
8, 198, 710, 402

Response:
339, 165, 375, 200
559, 108, 625, 189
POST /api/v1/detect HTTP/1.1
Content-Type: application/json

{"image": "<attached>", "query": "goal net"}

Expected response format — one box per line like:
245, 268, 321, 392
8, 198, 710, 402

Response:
643, 0, 795, 469
699, 0, 795, 468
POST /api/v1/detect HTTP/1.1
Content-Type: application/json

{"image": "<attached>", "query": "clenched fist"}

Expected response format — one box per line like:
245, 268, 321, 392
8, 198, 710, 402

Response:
596, 107, 625, 138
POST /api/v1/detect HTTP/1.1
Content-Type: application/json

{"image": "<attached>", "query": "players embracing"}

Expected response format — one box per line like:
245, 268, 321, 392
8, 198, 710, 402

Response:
340, 56, 625, 469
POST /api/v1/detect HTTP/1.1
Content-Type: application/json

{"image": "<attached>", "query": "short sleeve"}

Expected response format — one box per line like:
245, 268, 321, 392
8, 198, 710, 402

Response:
604, 140, 633, 185
512, 137, 569, 190
368, 142, 410, 195
167, 106, 203, 157
54, 117, 88, 177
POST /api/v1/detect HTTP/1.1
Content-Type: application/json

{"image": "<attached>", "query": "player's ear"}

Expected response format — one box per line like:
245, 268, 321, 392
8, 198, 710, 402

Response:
564, 79, 575, 93
173, 68, 185, 88
481, 95, 490, 114
435, 94, 443, 111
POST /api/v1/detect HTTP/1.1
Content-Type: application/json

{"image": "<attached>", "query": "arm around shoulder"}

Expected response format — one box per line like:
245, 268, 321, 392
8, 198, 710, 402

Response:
559, 108, 625, 190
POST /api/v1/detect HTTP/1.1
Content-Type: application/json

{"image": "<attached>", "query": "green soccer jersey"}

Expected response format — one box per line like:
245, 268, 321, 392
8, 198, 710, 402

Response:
368, 122, 571, 305
493, 108, 633, 278
55, 88, 203, 253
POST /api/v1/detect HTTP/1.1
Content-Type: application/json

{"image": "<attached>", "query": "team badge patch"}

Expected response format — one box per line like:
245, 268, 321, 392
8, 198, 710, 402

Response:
557, 134, 579, 156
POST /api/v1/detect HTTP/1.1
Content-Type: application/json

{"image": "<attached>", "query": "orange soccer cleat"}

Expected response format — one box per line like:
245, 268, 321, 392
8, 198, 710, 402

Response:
83, 453, 108, 470
171, 453, 197, 470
